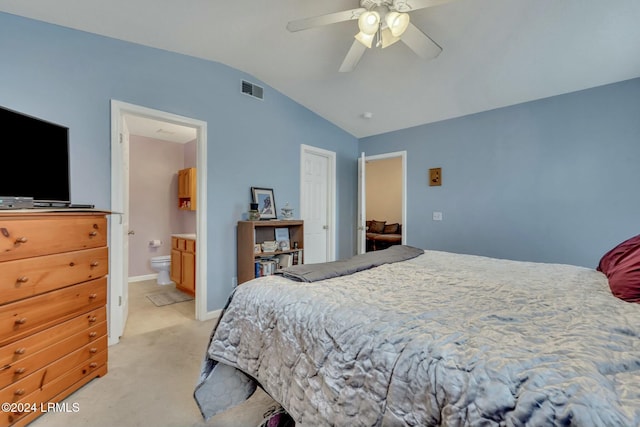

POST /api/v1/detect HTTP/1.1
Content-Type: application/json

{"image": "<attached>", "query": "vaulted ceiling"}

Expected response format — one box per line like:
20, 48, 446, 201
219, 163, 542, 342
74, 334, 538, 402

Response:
1, 0, 639, 138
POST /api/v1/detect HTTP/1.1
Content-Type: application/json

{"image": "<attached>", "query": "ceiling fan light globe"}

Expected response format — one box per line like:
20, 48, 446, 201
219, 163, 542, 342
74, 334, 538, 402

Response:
358, 11, 380, 35
381, 28, 401, 48
355, 31, 374, 48
385, 11, 410, 37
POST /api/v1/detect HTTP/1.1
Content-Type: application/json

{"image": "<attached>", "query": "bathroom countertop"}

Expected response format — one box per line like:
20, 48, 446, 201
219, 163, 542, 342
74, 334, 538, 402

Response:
172, 233, 196, 240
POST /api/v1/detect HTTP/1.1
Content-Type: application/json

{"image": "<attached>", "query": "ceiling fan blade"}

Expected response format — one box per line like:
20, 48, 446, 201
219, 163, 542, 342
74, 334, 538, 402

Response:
287, 8, 366, 32
401, 22, 442, 60
393, 0, 454, 12
339, 40, 367, 72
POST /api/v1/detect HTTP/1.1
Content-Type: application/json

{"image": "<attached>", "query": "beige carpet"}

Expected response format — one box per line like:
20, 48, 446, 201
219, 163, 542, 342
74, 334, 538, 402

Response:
29, 281, 280, 427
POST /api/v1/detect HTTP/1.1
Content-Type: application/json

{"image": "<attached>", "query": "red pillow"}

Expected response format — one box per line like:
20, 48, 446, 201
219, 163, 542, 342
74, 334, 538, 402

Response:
597, 234, 640, 303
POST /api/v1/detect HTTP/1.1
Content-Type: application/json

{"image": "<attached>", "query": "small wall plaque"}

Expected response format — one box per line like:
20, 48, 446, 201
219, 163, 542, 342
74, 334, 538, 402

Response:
429, 168, 442, 186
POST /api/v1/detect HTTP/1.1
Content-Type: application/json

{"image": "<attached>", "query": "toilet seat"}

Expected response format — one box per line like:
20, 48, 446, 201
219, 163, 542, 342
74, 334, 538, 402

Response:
151, 255, 171, 263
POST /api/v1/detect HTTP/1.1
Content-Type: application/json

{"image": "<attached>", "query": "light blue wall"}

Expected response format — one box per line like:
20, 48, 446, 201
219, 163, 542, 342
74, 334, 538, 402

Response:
360, 78, 640, 268
3, 12, 638, 307
0, 13, 358, 310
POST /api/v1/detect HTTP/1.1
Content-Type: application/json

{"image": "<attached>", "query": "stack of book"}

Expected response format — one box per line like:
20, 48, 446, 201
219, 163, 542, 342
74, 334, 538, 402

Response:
255, 258, 278, 277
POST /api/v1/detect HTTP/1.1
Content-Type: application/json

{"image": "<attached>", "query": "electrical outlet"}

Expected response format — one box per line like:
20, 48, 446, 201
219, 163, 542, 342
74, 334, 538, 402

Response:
433, 211, 443, 221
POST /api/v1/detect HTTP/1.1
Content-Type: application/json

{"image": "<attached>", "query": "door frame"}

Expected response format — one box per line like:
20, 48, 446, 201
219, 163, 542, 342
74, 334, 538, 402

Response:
109, 100, 209, 346
300, 144, 337, 263
358, 150, 407, 254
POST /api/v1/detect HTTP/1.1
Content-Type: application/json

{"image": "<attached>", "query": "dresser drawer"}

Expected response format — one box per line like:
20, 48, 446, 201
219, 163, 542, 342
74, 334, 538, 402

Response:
0, 336, 107, 405
2, 352, 107, 427
0, 278, 106, 346
0, 215, 107, 262
0, 320, 106, 389
0, 307, 105, 367
0, 247, 108, 305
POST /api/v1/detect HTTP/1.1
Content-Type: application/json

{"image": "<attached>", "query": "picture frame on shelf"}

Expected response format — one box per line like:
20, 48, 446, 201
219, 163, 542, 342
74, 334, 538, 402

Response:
251, 187, 277, 220
278, 240, 290, 251
253, 244, 262, 254
275, 227, 290, 251
274, 227, 290, 241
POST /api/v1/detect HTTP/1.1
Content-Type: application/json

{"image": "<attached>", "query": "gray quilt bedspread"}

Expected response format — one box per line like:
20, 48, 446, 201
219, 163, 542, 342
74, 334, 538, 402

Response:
194, 250, 640, 426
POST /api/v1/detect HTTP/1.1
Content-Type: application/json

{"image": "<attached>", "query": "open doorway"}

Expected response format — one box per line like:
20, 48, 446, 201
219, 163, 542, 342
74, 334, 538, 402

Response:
365, 156, 403, 252
357, 151, 407, 254
109, 100, 209, 346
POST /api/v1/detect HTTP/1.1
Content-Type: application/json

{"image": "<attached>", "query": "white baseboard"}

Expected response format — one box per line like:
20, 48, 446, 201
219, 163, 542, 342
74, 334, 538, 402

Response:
201, 309, 222, 321
129, 274, 157, 283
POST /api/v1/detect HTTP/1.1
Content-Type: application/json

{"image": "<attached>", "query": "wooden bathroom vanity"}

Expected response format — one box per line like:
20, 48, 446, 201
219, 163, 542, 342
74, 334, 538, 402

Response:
170, 234, 195, 296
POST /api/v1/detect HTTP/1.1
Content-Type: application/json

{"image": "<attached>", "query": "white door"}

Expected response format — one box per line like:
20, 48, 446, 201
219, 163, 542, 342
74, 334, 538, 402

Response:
109, 106, 130, 345
120, 118, 130, 334
300, 145, 336, 264
357, 152, 367, 254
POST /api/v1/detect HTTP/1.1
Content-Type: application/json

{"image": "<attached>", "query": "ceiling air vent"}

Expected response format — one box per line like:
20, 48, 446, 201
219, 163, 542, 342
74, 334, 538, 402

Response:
241, 80, 264, 100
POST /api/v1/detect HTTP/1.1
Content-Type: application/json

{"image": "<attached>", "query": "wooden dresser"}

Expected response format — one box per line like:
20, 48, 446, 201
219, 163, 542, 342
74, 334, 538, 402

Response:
0, 211, 109, 426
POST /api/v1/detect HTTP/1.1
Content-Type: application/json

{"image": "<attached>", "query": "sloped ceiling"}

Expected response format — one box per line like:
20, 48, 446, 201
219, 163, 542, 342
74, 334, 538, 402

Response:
1, 0, 639, 138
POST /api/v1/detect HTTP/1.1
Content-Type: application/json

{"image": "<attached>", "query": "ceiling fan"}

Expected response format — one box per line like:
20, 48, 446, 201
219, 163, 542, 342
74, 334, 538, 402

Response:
287, 0, 453, 72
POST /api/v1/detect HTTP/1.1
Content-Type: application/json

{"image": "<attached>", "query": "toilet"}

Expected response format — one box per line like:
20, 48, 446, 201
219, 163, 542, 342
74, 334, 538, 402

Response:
150, 255, 173, 285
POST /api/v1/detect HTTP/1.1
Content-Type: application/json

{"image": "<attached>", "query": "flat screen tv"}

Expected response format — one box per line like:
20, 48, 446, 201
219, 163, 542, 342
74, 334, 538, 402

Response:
0, 105, 71, 207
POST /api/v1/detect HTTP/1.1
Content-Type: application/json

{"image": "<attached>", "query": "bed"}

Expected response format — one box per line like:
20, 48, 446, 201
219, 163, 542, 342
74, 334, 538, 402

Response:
194, 245, 640, 426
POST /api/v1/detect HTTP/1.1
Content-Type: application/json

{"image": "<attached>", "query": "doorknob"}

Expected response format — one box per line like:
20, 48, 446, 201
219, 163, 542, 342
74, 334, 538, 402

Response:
323, 225, 328, 230
128, 230, 135, 235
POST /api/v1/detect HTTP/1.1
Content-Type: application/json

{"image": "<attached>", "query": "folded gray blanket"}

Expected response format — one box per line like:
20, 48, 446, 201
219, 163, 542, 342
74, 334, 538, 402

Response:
278, 245, 424, 282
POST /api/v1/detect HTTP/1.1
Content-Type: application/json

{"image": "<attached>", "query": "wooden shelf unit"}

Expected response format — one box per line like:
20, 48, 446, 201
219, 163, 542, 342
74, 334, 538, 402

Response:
178, 167, 196, 211
237, 220, 304, 285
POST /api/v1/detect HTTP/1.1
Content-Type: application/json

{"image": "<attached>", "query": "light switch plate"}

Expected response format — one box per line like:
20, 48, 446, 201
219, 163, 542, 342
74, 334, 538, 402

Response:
433, 212, 443, 221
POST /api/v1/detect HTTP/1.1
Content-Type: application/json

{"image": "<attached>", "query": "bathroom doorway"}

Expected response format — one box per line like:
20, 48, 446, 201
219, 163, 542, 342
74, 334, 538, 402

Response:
109, 100, 208, 345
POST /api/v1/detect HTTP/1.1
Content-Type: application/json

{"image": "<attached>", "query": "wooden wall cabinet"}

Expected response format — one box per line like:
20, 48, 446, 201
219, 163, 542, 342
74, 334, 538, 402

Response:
237, 220, 304, 285
178, 167, 196, 211
0, 211, 109, 427
170, 236, 195, 296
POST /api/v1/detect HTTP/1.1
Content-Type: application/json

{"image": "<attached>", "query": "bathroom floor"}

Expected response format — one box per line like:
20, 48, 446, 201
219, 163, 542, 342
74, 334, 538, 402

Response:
124, 279, 196, 337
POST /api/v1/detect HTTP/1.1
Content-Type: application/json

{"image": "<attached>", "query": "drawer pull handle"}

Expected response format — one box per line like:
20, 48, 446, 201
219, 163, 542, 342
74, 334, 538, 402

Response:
89, 293, 98, 299
89, 231, 98, 237
89, 347, 98, 354
90, 261, 99, 267
88, 316, 97, 323
15, 237, 28, 244
16, 276, 29, 284
14, 348, 26, 355
14, 368, 26, 374
14, 318, 27, 325
14, 389, 25, 396
89, 331, 98, 338
89, 362, 98, 368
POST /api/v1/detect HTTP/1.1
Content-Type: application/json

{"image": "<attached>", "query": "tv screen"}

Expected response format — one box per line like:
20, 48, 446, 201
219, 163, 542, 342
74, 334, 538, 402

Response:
0, 106, 71, 206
